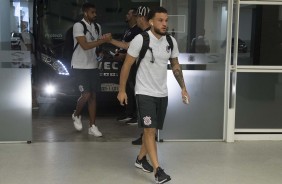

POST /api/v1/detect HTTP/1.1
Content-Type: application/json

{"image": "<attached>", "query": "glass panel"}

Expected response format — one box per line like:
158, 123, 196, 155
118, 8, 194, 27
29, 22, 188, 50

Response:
236, 73, 282, 129
160, 0, 228, 139
163, 0, 227, 54
237, 5, 282, 66
0, 69, 32, 141
0, 0, 32, 141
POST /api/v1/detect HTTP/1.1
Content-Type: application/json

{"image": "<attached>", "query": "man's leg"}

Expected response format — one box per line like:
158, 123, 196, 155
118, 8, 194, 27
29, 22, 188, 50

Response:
72, 92, 91, 131
137, 133, 147, 158
88, 92, 97, 126
135, 95, 155, 172
87, 92, 102, 137
134, 128, 153, 173
74, 92, 91, 117
141, 128, 159, 172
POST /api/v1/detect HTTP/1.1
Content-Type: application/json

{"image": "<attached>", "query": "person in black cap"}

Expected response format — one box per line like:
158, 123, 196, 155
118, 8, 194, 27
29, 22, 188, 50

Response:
109, 6, 151, 53
115, 8, 142, 125
108, 6, 152, 144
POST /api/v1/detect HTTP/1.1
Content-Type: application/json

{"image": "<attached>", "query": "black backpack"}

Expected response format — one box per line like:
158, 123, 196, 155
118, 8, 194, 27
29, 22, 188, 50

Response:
136, 31, 173, 70
63, 21, 100, 64
131, 31, 173, 83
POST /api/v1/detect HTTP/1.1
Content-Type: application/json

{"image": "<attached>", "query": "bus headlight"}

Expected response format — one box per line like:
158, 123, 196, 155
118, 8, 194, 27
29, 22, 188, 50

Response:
41, 53, 70, 76
44, 84, 56, 95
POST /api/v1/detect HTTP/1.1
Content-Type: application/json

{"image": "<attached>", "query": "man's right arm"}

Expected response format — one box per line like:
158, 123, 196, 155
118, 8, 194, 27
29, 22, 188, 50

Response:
109, 39, 129, 50
76, 33, 111, 50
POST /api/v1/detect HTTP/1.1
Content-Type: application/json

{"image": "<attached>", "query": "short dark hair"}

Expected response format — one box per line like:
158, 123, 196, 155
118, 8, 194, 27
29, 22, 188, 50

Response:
147, 7, 167, 20
130, 7, 138, 15
82, 2, 96, 12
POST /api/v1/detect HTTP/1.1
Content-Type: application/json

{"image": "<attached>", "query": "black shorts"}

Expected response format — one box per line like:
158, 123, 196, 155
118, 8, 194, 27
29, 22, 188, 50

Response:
72, 68, 101, 93
136, 94, 168, 130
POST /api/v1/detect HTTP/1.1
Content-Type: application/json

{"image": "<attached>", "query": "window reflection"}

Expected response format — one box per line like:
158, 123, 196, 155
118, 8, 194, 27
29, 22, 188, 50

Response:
162, 0, 228, 54
10, 1, 33, 51
237, 5, 282, 66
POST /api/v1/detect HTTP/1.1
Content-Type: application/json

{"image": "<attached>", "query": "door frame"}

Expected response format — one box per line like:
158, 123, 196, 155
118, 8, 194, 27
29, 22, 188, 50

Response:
226, 0, 282, 142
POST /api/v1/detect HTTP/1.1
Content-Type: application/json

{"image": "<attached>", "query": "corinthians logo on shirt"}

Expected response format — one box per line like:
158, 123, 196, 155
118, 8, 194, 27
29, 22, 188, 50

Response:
123, 30, 132, 39
126, 31, 132, 37
79, 85, 84, 92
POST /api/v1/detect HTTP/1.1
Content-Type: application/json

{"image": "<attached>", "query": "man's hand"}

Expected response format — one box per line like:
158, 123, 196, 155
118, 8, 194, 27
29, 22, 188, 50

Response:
117, 91, 128, 106
113, 53, 126, 61
102, 33, 112, 42
181, 88, 190, 104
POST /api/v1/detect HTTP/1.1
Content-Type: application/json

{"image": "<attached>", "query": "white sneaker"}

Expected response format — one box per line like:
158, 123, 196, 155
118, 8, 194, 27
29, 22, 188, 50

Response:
88, 124, 102, 137
72, 113, 82, 131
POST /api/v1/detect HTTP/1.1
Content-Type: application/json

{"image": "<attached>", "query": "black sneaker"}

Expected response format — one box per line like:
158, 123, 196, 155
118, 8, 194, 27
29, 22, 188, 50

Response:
155, 167, 171, 184
132, 134, 143, 145
125, 117, 138, 125
116, 114, 132, 122
135, 156, 153, 173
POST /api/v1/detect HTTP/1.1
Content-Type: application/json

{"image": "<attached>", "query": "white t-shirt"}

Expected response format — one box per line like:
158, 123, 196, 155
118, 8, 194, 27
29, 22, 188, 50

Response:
71, 19, 102, 69
127, 30, 179, 97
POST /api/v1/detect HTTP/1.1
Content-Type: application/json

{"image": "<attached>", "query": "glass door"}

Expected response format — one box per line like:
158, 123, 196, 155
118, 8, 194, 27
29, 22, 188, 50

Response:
0, 0, 32, 142
160, 0, 229, 140
227, 0, 282, 141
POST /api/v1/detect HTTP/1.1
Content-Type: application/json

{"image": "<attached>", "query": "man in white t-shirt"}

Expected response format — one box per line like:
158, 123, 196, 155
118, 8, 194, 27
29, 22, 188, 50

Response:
71, 2, 111, 137
117, 7, 190, 183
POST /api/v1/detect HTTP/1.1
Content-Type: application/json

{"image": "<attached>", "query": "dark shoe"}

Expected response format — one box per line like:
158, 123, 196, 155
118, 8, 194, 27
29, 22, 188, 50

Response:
125, 117, 137, 125
155, 167, 171, 184
135, 156, 153, 173
116, 114, 132, 122
131, 134, 158, 145
132, 134, 143, 145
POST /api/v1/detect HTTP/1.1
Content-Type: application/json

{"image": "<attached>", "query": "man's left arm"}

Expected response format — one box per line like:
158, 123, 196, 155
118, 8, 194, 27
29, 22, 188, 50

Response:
170, 57, 190, 103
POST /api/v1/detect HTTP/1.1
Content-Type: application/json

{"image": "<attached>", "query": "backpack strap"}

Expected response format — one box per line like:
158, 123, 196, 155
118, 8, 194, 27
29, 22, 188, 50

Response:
136, 31, 150, 70
166, 34, 173, 52
73, 21, 88, 52
93, 22, 100, 35
136, 33, 173, 67
80, 21, 88, 35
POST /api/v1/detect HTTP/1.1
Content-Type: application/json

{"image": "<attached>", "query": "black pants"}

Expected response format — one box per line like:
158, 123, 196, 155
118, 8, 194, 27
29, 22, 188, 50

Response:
125, 79, 136, 118
125, 64, 137, 118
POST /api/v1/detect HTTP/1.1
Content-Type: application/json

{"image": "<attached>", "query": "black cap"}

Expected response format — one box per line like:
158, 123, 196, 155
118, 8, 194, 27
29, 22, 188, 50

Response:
136, 6, 150, 17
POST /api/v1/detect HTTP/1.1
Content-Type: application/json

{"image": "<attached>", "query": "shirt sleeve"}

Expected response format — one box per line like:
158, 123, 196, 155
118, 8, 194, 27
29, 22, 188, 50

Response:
127, 34, 143, 58
73, 22, 84, 37
170, 37, 179, 58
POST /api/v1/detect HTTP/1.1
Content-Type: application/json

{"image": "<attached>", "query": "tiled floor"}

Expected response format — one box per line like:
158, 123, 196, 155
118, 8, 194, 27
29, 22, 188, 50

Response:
0, 141, 282, 184
1, 103, 282, 184
32, 102, 141, 142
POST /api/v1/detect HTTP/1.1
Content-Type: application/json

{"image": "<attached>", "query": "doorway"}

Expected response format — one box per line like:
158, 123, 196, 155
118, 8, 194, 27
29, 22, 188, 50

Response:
227, 0, 282, 141
160, 0, 228, 140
